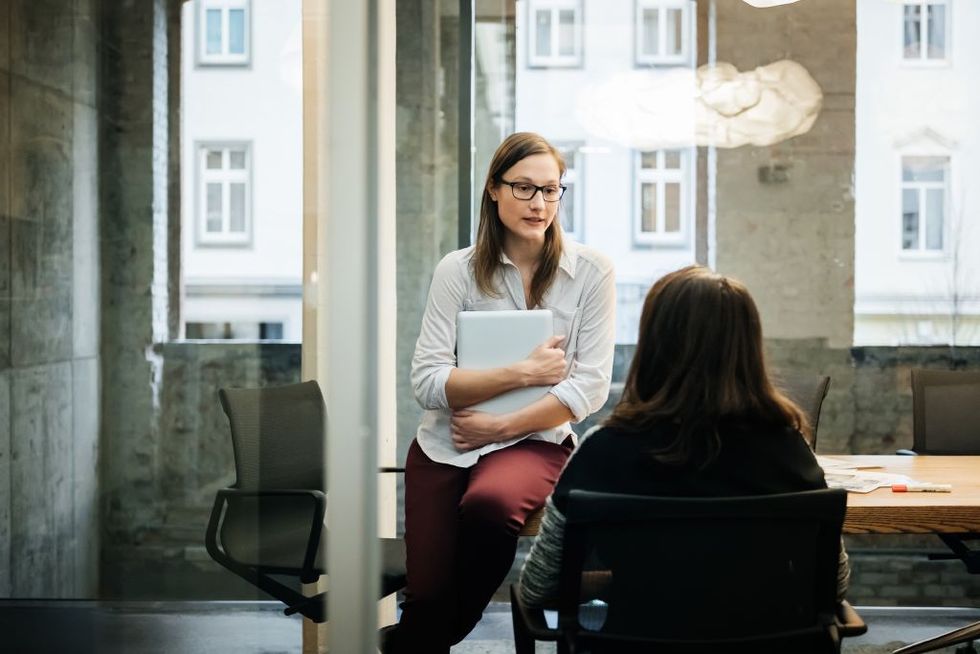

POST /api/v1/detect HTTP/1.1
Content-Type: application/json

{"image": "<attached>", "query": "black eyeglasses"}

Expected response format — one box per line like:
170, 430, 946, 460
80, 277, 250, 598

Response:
498, 179, 566, 202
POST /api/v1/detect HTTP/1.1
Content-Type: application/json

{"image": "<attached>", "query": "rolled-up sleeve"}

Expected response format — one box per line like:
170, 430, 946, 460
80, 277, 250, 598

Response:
411, 254, 468, 410
549, 265, 616, 423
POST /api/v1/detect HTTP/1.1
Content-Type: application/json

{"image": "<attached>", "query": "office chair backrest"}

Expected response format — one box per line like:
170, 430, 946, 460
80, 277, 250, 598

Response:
911, 369, 980, 454
219, 380, 326, 490
558, 489, 846, 651
777, 373, 831, 449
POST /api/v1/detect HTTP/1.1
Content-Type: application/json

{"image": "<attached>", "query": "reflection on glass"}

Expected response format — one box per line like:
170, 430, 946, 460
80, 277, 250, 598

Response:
536, 10, 551, 58
927, 4, 945, 59
665, 182, 680, 232
229, 9, 246, 55
641, 151, 658, 168
925, 188, 944, 250
664, 150, 681, 169
558, 10, 575, 56
641, 183, 657, 232
230, 150, 246, 169
667, 8, 682, 55
902, 189, 919, 250
206, 9, 222, 54
643, 8, 659, 56
903, 4, 921, 58
207, 183, 223, 232
230, 183, 246, 232
207, 150, 222, 169
903, 156, 946, 182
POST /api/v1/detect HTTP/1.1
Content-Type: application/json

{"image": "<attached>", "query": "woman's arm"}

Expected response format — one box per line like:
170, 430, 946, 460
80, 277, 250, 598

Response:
445, 335, 568, 409
450, 393, 574, 451
518, 496, 566, 609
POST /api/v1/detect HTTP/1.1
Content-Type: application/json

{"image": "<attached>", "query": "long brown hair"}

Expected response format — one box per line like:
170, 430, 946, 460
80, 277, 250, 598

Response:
606, 265, 809, 468
474, 132, 565, 308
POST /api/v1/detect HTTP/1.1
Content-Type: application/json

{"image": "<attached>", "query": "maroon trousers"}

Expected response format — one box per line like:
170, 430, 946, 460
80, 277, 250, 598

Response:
395, 437, 571, 652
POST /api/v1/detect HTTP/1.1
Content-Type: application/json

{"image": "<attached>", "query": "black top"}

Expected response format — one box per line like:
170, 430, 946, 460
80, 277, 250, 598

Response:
552, 420, 826, 513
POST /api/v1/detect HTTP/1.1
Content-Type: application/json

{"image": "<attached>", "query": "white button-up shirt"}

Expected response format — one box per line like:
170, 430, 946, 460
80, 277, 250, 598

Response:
411, 239, 617, 467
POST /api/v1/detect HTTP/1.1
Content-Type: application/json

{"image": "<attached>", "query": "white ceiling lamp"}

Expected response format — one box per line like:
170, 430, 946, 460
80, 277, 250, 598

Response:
741, 0, 803, 7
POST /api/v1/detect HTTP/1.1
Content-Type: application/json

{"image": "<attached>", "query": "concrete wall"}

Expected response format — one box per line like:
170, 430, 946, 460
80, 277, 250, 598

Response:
714, 0, 856, 349
0, 0, 102, 598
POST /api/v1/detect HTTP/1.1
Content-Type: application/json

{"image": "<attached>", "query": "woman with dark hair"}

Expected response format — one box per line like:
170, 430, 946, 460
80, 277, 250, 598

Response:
387, 132, 616, 652
519, 265, 849, 607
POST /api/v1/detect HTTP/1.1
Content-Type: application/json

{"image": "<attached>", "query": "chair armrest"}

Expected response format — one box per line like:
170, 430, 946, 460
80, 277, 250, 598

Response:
895, 449, 918, 456
836, 600, 867, 637
379, 466, 405, 474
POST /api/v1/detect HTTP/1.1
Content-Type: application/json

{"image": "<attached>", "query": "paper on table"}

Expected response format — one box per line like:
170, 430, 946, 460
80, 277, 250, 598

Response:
816, 456, 883, 471
823, 470, 910, 494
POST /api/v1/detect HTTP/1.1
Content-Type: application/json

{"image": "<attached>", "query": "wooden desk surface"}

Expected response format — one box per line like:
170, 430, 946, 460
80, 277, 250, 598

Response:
518, 455, 980, 537
832, 455, 980, 534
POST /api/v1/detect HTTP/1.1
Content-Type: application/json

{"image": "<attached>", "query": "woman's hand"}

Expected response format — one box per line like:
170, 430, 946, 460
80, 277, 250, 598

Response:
451, 409, 511, 451
514, 335, 567, 387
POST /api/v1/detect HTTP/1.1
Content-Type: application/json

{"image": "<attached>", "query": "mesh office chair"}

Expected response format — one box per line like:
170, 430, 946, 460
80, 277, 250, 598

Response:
204, 380, 406, 623
512, 488, 865, 654
890, 369, 980, 654
776, 373, 831, 450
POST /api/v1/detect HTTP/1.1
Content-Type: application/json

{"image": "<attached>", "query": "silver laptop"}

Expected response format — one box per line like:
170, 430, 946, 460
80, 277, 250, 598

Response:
456, 309, 554, 415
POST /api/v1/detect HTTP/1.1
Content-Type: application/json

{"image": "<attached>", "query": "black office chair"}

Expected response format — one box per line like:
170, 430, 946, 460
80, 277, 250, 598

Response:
890, 369, 980, 654
204, 380, 406, 623
776, 373, 831, 450
511, 488, 865, 654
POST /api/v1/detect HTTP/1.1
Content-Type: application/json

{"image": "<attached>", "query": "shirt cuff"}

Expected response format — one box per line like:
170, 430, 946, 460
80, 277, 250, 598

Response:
549, 383, 590, 423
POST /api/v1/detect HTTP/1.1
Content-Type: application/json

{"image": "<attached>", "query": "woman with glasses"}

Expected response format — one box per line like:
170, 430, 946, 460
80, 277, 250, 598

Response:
385, 132, 616, 653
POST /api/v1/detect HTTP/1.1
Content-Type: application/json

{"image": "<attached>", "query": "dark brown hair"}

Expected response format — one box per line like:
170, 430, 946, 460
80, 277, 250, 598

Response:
474, 132, 565, 308
606, 265, 809, 468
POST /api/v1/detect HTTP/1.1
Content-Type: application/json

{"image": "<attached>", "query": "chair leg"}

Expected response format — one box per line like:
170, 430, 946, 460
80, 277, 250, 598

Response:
510, 585, 536, 654
892, 620, 980, 654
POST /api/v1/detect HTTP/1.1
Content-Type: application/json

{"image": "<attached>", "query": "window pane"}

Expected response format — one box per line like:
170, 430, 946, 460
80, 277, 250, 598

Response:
229, 183, 246, 233
925, 188, 944, 249
206, 183, 223, 232
229, 150, 246, 169
640, 151, 658, 169
535, 10, 552, 57
665, 182, 681, 232
927, 4, 945, 59
558, 10, 575, 57
561, 182, 575, 233
903, 4, 921, 58
206, 150, 223, 169
642, 8, 659, 56
206, 9, 222, 55
903, 156, 946, 182
560, 146, 576, 171
667, 8, 683, 56
664, 150, 681, 169
228, 9, 246, 55
641, 183, 658, 232
902, 188, 919, 249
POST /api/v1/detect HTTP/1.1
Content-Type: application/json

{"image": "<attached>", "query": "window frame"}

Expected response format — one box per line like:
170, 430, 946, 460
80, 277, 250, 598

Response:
526, 0, 584, 69
195, 141, 254, 247
899, 0, 951, 66
556, 142, 585, 242
898, 153, 950, 258
634, 0, 694, 67
196, 0, 252, 67
632, 148, 694, 248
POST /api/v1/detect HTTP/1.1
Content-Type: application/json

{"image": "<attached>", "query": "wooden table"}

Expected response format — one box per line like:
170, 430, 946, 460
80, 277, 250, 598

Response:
519, 455, 980, 537
833, 455, 980, 534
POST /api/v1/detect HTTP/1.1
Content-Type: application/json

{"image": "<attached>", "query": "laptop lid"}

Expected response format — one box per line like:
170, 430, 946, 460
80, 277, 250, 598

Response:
456, 309, 554, 415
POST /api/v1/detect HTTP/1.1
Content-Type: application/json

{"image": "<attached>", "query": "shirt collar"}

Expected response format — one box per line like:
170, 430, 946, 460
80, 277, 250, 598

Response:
498, 241, 578, 279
